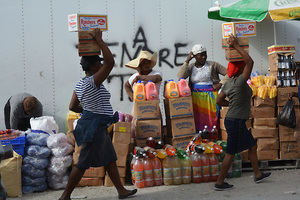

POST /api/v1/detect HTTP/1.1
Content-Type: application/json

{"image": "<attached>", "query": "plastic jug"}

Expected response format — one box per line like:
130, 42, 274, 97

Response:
152, 157, 163, 186
201, 153, 210, 182
143, 157, 154, 187
131, 155, 137, 184
133, 156, 144, 188
145, 81, 159, 100
162, 156, 173, 185
208, 153, 219, 181
165, 79, 179, 99
172, 156, 182, 185
177, 78, 191, 97
181, 156, 192, 184
210, 125, 218, 141
133, 80, 146, 101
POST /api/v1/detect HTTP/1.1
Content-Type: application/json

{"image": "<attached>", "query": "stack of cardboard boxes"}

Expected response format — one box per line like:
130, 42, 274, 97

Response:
134, 100, 161, 147
164, 96, 196, 149
252, 96, 279, 160
277, 88, 300, 160
104, 122, 131, 186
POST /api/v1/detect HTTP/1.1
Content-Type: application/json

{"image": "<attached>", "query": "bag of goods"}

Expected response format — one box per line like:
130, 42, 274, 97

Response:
268, 86, 277, 99
264, 76, 276, 86
257, 85, 268, 99
251, 75, 264, 88
22, 131, 50, 194
0, 152, 22, 197
47, 133, 74, 190
30, 116, 59, 135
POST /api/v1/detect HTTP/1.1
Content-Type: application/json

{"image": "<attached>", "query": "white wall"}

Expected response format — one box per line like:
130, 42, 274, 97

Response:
1, 0, 300, 131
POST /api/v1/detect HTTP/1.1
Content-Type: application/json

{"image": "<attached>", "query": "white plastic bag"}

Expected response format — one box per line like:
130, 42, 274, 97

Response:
30, 116, 59, 135
51, 143, 74, 157
47, 133, 74, 148
48, 155, 72, 175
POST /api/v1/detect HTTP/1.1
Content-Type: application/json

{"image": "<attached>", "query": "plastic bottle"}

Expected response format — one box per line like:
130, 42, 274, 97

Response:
172, 156, 182, 185
232, 153, 242, 178
156, 149, 167, 160
201, 126, 210, 142
162, 156, 173, 185
165, 79, 179, 99
210, 126, 218, 141
146, 137, 157, 148
180, 155, 192, 184
133, 155, 145, 188
191, 145, 204, 183
152, 157, 163, 186
131, 155, 137, 184
143, 157, 154, 187
208, 153, 219, 181
177, 78, 191, 97
145, 80, 159, 100
133, 80, 146, 101
201, 153, 210, 182
164, 145, 176, 156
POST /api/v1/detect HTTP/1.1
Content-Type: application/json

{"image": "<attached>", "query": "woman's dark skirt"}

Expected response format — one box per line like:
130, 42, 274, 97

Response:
76, 125, 117, 170
225, 117, 256, 155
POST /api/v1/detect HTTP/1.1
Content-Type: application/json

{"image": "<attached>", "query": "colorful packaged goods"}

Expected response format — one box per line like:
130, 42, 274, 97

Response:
165, 80, 179, 99
162, 156, 173, 185
269, 86, 277, 99
177, 150, 191, 184
68, 14, 108, 32
177, 78, 191, 97
152, 157, 163, 186
208, 153, 219, 181
143, 157, 154, 187
257, 85, 269, 99
133, 154, 145, 188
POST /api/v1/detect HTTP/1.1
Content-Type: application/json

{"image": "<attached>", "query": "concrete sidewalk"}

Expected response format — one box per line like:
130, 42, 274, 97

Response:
9, 169, 300, 200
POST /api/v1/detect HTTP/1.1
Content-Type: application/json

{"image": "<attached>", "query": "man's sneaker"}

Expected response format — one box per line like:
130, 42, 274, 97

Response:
254, 172, 271, 183
214, 182, 234, 191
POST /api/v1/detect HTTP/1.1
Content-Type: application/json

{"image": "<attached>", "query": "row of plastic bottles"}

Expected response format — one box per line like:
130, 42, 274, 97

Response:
165, 79, 191, 98
131, 143, 220, 188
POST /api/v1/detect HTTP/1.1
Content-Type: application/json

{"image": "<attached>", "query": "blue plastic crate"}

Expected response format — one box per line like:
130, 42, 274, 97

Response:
1, 135, 26, 156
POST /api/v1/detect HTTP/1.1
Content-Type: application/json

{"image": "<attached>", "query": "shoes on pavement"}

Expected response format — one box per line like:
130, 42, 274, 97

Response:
214, 182, 234, 191
254, 172, 271, 183
119, 189, 137, 199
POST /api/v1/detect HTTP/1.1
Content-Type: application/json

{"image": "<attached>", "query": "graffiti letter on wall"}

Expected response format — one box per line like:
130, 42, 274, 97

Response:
174, 43, 188, 66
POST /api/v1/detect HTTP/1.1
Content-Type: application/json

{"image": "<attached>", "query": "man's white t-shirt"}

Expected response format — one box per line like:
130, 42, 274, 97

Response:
128, 70, 162, 93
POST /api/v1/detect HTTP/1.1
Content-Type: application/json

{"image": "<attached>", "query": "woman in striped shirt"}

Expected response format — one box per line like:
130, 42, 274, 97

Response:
59, 29, 137, 200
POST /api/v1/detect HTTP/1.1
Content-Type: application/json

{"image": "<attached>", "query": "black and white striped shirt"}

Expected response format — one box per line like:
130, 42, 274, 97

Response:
75, 76, 113, 116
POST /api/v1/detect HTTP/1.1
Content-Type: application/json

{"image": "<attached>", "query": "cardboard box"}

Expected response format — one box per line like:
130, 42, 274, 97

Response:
253, 118, 277, 128
167, 117, 196, 138
279, 125, 299, 142
268, 45, 296, 55
113, 143, 129, 167
104, 176, 125, 187
113, 122, 131, 133
78, 177, 103, 187
257, 138, 279, 151
68, 14, 108, 32
222, 37, 249, 49
277, 87, 299, 106
78, 31, 101, 56
253, 97, 276, 108
133, 100, 160, 120
83, 167, 105, 178
251, 128, 278, 139
220, 107, 229, 119
221, 130, 228, 141
225, 46, 249, 62
171, 136, 193, 149
257, 150, 278, 160
135, 119, 161, 139
112, 132, 131, 145
136, 137, 162, 147
222, 21, 256, 38
280, 141, 299, 159
164, 97, 193, 119
251, 107, 275, 118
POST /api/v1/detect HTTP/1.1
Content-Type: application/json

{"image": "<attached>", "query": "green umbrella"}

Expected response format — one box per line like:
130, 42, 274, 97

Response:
208, 0, 300, 22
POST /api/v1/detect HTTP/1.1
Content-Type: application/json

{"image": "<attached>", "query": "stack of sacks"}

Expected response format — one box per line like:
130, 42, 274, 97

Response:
22, 132, 51, 194
47, 133, 74, 189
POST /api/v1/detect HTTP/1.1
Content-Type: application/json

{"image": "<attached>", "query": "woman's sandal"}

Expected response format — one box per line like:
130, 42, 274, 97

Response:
118, 189, 138, 199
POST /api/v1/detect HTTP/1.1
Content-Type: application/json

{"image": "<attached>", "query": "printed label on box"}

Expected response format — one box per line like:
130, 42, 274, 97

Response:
68, 14, 108, 32
222, 22, 256, 38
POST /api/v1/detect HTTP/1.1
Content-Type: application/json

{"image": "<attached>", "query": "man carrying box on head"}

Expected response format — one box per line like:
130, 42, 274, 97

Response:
124, 51, 162, 101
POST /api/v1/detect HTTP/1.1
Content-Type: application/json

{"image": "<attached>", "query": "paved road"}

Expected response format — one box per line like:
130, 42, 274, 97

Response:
8, 169, 300, 200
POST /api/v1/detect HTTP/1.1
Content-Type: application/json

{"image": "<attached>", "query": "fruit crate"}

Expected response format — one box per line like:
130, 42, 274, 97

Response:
0, 135, 26, 156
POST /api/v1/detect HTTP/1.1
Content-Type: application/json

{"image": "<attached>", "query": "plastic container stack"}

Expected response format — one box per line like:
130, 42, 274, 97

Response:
22, 131, 51, 194
47, 133, 74, 189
